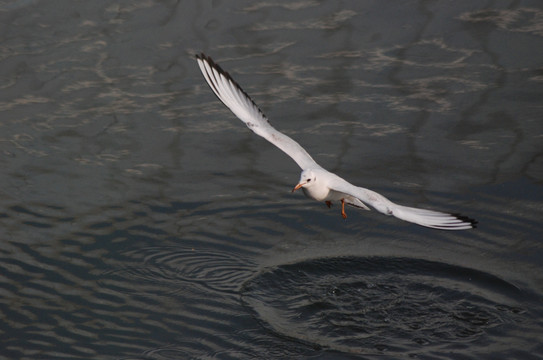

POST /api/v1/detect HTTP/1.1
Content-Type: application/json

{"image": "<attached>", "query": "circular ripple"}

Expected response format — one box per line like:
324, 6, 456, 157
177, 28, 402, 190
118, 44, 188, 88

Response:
241, 257, 530, 355
101, 246, 256, 295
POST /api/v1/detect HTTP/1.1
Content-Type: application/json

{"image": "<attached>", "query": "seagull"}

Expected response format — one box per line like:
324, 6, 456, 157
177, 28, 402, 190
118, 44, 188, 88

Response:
196, 54, 476, 230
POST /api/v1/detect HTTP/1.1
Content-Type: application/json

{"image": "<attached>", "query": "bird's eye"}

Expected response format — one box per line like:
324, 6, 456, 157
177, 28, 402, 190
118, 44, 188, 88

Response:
307, 179, 311, 182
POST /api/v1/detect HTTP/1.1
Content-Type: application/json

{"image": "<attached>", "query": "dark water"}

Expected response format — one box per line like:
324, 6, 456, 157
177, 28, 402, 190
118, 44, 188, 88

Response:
1, 1, 543, 359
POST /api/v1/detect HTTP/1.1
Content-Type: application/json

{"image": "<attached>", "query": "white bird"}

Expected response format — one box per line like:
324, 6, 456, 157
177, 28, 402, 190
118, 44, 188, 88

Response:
196, 54, 476, 230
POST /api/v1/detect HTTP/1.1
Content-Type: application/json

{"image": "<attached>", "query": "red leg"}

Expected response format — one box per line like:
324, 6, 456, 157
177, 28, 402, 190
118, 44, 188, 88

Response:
341, 199, 347, 219
326, 201, 332, 208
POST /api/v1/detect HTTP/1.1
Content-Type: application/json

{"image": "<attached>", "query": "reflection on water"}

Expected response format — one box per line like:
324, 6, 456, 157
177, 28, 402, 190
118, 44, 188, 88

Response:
459, 7, 543, 36
1, 1, 543, 359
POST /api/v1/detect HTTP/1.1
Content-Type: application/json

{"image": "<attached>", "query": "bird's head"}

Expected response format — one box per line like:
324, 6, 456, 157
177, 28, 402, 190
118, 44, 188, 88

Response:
292, 169, 317, 192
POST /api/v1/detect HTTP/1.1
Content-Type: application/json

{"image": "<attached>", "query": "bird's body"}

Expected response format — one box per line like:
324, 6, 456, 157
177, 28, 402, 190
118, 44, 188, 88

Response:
196, 53, 476, 230
297, 168, 372, 210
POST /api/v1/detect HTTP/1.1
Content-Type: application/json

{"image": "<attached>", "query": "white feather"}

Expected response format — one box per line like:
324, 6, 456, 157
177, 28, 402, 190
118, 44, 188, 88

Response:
196, 54, 476, 230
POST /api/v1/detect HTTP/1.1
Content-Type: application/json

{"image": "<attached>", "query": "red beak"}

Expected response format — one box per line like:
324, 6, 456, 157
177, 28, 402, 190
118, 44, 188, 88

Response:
292, 182, 305, 192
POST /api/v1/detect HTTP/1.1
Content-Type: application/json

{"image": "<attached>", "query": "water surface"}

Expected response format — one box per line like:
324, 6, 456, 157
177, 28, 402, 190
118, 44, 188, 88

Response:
1, 1, 543, 359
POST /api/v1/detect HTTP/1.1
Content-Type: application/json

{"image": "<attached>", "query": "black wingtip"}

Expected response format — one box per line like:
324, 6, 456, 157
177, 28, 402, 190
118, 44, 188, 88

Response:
196, 53, 230, 76
195, 52, 208, 61
195, 52, 269, 121
452, 213, 478, 229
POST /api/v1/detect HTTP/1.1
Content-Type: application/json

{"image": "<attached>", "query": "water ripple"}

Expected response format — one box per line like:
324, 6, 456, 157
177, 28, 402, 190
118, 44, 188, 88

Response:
101, 246, 256, 295
241, 257, 540, 357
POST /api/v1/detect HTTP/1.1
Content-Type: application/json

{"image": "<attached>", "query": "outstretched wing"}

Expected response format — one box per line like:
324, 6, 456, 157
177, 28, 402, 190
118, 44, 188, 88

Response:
330, 178, 476, 230
196, 54, 320, 170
